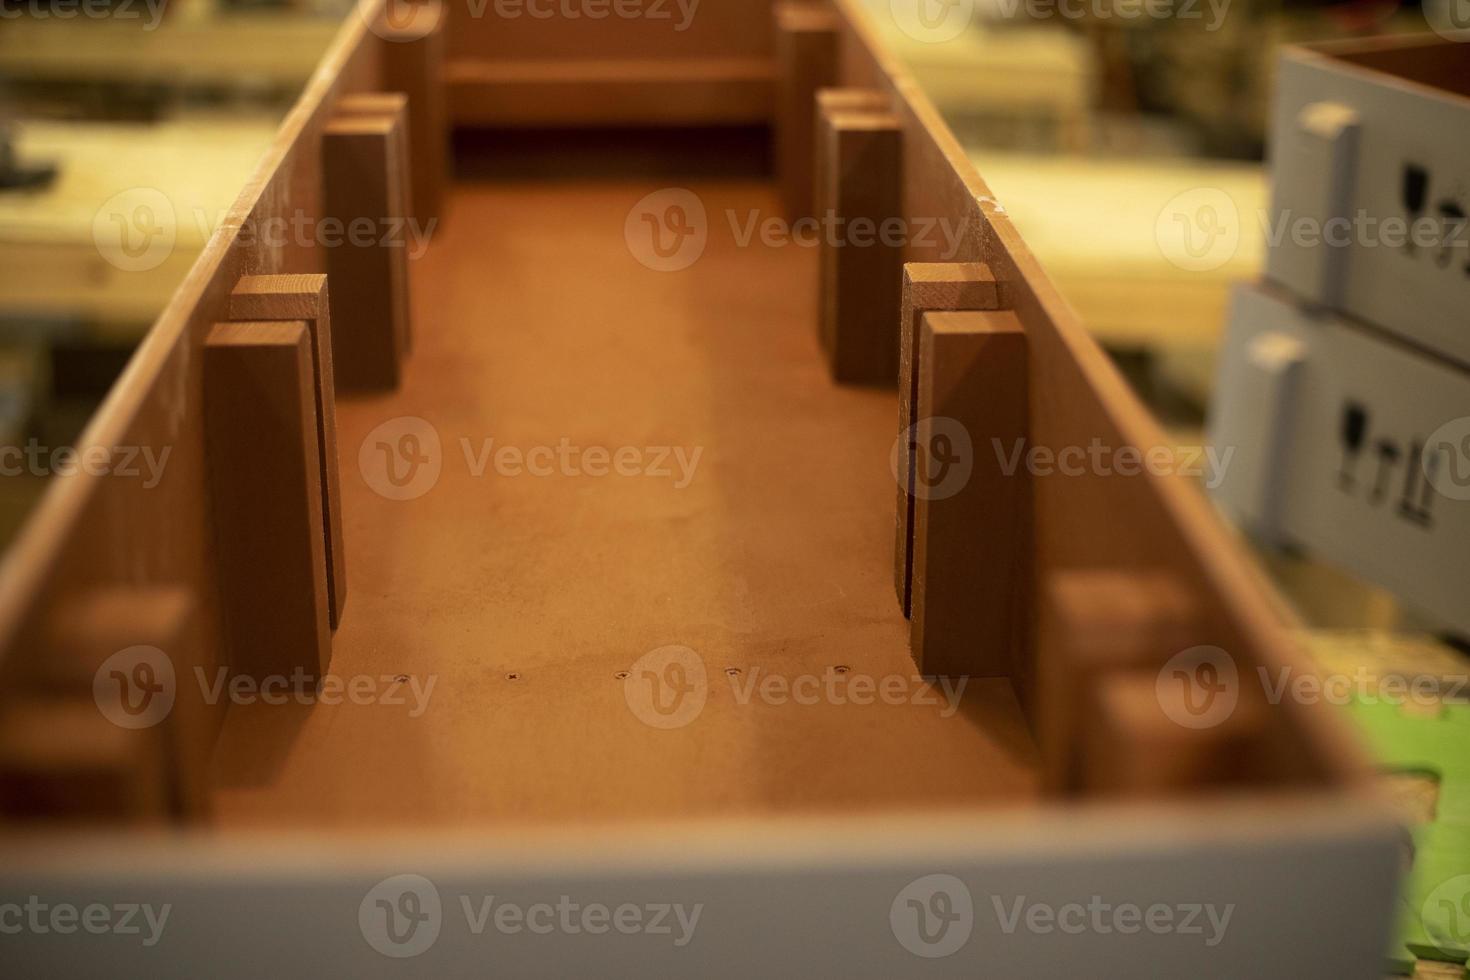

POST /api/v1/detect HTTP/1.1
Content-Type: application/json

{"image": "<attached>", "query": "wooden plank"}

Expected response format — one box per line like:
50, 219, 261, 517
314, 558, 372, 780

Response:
909, 311, 1026, 679
447, 58, 774, 127
228, 274, 348, 628
203, 322, 332, 684
323, 111, 412, 389
1038, 570, 1203, 794
773, 2, 840, 218
377, 0, 448, 225
0, 698, 170, 825
815, 98, 902, 383
37, 587, 207, 820
1080, 669, 1266, 797
893, 262, 1000, 616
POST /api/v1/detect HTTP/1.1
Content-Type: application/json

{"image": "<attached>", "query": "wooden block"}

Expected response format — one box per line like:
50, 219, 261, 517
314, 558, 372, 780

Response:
909, 311, 1027, 679
377, 0, 447, 226
204, 322, 332, 683
40, 587, 208, 820
0, 698, 170, 825
1038, 570, 1202, 795
1079, 670, 1265, 797
774, 2, 840, 219
330, 96, 414, 357
230, 274, 348, 628
815, 100, 902, 384
446, 58, 774, 128
894, 262, 1001, 617
323, 112, 412, 390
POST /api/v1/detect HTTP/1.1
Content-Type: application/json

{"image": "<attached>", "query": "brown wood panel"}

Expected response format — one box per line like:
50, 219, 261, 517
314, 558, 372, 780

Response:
229, 275, 348, 629
773, 2, 839, 217
447, 57, 775, 126
893, 262, 1000, 616
830, 0, 1372, 786
204, 322, 332, 684
0, 10, 386, 778
909, 311, 1027, 679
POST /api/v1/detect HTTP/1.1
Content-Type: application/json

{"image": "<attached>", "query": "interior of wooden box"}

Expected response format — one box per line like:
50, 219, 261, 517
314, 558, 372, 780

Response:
208, 128, 1042, 828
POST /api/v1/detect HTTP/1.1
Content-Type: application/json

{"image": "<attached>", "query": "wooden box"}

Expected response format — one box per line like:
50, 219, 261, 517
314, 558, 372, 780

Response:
0, 3, 1399, 975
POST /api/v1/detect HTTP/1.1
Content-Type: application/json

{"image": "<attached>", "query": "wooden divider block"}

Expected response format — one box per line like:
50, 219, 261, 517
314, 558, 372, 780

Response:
229, 274, 347, 628
815, 93, 902, 384
377, 0, 447, 225
324, 108, 412, 390
774, 2, 840, 219
1079, 670, 1265, 797
1038, 570, 1201, 795
0, 698, 170, 824
40, 587, 207, 820
909, 311, 1027, 678
894, 262, 1001, 617
204, 322, 332, 684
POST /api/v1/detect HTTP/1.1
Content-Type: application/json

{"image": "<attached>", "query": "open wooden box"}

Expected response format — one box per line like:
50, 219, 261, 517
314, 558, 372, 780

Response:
0, 2, 1401, 975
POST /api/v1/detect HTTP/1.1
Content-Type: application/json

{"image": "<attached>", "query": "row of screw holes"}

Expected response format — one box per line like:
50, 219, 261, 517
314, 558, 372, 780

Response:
556, 665, 855, 681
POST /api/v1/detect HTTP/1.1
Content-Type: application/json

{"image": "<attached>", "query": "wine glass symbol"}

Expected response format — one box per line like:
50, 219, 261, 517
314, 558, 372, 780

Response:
1339, 401, 1369, 492
1402, 164, 1429, 256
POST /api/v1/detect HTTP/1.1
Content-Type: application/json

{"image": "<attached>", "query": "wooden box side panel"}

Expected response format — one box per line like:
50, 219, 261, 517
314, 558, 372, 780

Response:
831, 0, 1369, 787
0, 13, 386, 750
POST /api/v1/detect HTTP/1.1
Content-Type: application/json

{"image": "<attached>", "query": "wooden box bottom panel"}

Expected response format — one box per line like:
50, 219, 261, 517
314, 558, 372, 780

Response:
211, 161, 1041, 829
